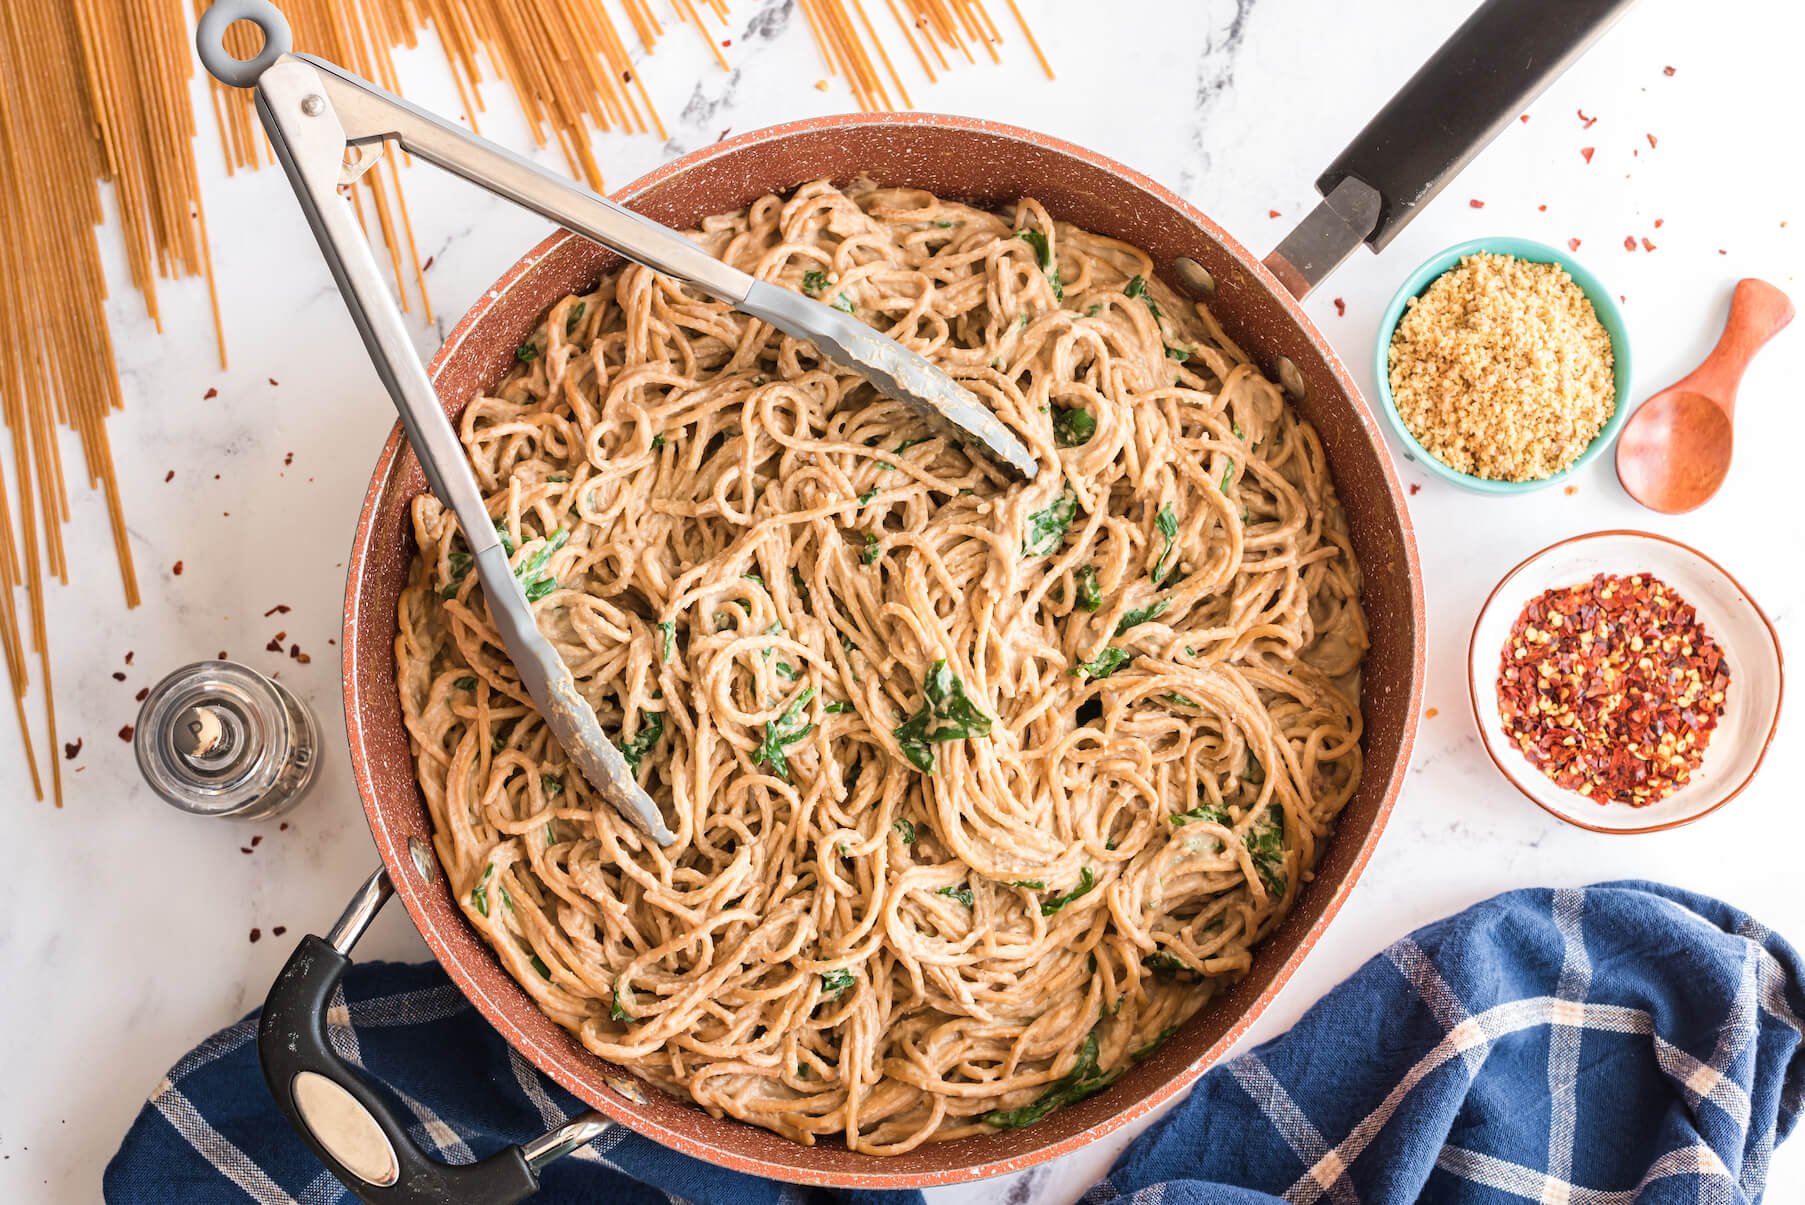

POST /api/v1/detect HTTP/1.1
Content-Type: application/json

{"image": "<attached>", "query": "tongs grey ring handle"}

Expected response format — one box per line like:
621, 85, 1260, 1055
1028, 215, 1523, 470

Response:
196, 0, 293, 88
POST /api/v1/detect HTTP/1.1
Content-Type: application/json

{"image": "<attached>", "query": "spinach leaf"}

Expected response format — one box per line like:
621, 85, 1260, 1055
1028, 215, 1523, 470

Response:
1131, 1025, 1182, 1061
832, 292, 856, 314
1114, 597, 1170, 636
824, 699, 852, 714
1165, 344, 1191, 362
1052, 406, 1095, 448
861, 533, 881, 566
619, 711, 665, 773
1009, 879, 1046, 890
981, 1029, 1119, 1128
658, 620, 675, 663
820, 968, 855, 997
1161, 693, 1197, 708
565, 301, 586, 335
1071, 647, 1131, 680
858, 486, 879, 506
1016, 229, 1064, 300
494, 519, 516, 556
1151, 504, 1178, 584
936, 885, 974, 907
1246, 804, 1287, 897
1169, 802, 1229, 826
452, 675, 476, 690
516, 527, 568, 602
892, 660, 994, 774
610, 980, 634, 1021
651, 433, 666, 450
1124, 274, 1162, 321
515, 343, 539, 362
802, 270, 830, 296
1074, 565, 1102, 612
541, 774, 563, 798
1039, 867, 1096, 915
530, 954, 552, 980
892, 818, 917, 843
1144, 952, 1196, 981
1220, 460, 1235, 493
470, 863, 495, 917
1023, 486, 1078, 556
754, 687, 816, 780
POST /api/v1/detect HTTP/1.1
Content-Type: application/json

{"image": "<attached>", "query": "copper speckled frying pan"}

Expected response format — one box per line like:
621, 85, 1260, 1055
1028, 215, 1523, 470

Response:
249, 0, 1632, 1198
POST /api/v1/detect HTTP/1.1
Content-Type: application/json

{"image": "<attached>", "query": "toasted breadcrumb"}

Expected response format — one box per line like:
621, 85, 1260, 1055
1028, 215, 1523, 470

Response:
1388, 253, 1614, 482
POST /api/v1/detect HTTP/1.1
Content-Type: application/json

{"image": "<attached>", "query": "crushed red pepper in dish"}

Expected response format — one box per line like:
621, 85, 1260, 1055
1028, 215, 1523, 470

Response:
1496, 573, 1729, 807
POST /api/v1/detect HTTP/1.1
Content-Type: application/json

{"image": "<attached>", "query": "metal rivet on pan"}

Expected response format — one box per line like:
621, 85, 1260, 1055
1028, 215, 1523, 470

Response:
1172, 257, 1217, 296
1275, 356, 1308, 401
407, 835, 437, 884
300, 94, 325, 116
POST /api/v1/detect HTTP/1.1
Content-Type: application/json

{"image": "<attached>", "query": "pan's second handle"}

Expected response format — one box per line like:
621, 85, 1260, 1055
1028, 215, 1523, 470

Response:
1319, 0, 1636, 252
259, 868, 612, 1204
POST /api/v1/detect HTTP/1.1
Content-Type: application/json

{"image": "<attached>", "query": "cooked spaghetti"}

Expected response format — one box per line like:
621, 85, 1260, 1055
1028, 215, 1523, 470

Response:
396, 180, 1367, 1152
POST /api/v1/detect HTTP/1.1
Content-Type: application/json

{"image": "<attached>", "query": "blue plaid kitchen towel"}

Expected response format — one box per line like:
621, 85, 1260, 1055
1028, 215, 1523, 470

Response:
107, 881, 1805, 1203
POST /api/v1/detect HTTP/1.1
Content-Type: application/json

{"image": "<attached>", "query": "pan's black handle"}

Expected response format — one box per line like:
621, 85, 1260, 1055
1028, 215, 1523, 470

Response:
258, 867, 610, 1204
1320, 0, 1636, 252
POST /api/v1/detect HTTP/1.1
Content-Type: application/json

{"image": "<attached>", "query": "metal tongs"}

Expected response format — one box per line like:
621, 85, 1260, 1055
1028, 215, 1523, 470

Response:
196, 0, 1036, 847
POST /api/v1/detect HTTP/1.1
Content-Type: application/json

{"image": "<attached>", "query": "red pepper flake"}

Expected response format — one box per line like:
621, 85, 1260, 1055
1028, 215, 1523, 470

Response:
1577, 108, 1598, 128
1267, 209, 1280, 219
125, 651, 135, 664
113, 671, 126, 682
1568, 238, 1582, 251
1580, 147, 1595, 164
1641, 238, 1657, 252
266, 637, 282, 652
279, 822, 289, 831
1407, 483, 1421, 496
283, 452, 294, 467
721, 38, 731, 47
135, 687, 148, 702
63, 738, 82, 759
251, 835, 263, 847
1718, 249, 1728, 256
172, 560, 184, 576
290, 643, 312, 664
1497, 573, 1729, 807
1646, 133, 1658, 149
1425, 707, 1439, 719
273, 925, 288, 937
1564, 485, 1578, 496
1468, 199, 1485, 209
1332, 298, 1346, 317
268, 378, 280, 387
1663, 65, 1676, 76
1519, 114, 1530, 123
1538, 204, 1548, 212
250, 928, 262, 942
264, 603, 291, 617
241, 846, 254, 855
203, 387, 218, 400
1624, 235, 1637, 251
164, 470, 175, 483
118, 724, 134, 742
218, 650, 229, 659
422, 255, 435, 272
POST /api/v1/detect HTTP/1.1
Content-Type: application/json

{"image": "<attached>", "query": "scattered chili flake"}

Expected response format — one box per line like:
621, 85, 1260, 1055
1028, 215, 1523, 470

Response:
1519, 114, 1530, 123
1718, 249, 1728, 256
1641, 237, 1657, 252
1624, 235, 1637, 251
1577, 108, 1598, 128
218, 650, 229, 659
1538, 204, 1548, 212
241, 846, 254, 854
1653, 218, 1664, 229
203, 387, 218, 400
264, 604, 291, 617
250, 928, 262, 943
1333, 298, 1346, 317
263, 635, 282, 650
290, 643, 312, 664
1407, 483, 1421, 496
283, 452, 294, 466
118, 724, 134, 742
422, 255, 435, 272
1646, 133, 1658, 149
172, 560, 184, 576
1267, 209, 1280, 219
164, 470, 175, 483
135, 687, 148, 702
1663, 65, 1675, 76
273, 925, 288, 937
813, 79, 829, 91
1469, 199, 1485, 209
721, 38, 731, 47
1580, 147, 1595, 164
63, 738, 82, 759
1425, 707, 1440, 719
268, 377, 280, 386
1496, 572, 1729, 807
1568, 238, 1582, 251
112, 671, 126, 682
1564, 485, 1578, 496
279, 822, 289, 831
251, 835, 263, 847
125, 651, 134, 664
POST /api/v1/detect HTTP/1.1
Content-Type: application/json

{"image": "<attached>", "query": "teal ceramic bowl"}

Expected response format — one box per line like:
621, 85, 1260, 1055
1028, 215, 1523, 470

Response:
1372, 237, 1632, 495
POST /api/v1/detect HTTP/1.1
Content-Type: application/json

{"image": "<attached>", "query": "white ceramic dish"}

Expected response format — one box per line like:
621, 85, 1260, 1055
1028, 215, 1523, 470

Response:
1468, 530, 1783, 834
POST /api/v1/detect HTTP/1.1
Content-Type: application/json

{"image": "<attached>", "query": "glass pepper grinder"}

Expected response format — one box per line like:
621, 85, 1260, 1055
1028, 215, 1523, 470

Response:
134, 660, 319, 820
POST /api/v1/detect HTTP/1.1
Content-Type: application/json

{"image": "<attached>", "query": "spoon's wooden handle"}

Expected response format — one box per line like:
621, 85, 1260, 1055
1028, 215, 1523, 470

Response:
1680, 278, 1794, 415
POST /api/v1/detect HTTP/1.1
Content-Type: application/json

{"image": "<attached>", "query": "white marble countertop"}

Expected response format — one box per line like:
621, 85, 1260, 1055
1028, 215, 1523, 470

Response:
4, 0, 1801, 1200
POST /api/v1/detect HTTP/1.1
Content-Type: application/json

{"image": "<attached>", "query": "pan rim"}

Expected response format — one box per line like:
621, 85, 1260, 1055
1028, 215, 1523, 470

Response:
343, 111, 1425, 1188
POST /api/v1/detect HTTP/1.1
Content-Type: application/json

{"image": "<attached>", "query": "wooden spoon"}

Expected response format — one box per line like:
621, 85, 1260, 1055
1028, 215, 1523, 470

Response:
1616, 278, 1794, 513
